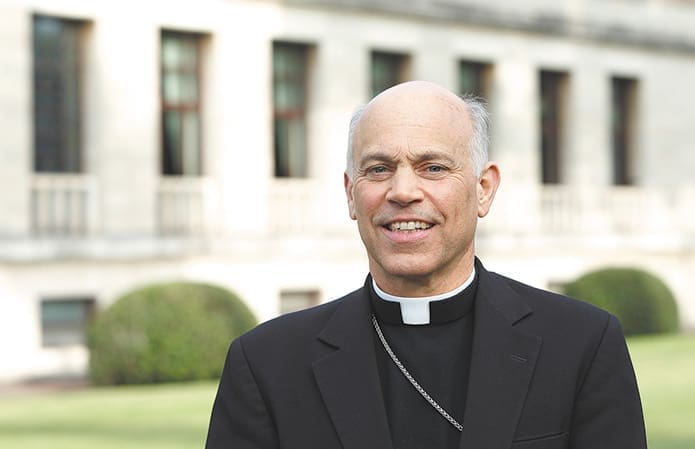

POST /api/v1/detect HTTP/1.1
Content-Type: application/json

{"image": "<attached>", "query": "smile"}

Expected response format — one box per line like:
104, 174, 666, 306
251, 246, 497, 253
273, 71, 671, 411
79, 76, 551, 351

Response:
387, 221, 433, 232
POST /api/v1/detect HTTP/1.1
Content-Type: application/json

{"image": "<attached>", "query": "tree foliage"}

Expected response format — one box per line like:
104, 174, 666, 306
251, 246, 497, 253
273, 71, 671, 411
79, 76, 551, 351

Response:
88, 282, 257, 385
564, 267, 679, 336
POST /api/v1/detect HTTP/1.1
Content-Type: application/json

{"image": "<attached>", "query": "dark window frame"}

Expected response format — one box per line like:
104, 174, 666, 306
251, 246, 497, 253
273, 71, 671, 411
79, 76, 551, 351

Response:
611, 77, 638, 186
458, 60, 492, 101
279, 289, 320, 315
32, 15, 86, 173
160, 30, 204, 176
272, 41, 311, 178
539, 70, 568, 185
370, 50, 409, 98
40, 297, 95, 348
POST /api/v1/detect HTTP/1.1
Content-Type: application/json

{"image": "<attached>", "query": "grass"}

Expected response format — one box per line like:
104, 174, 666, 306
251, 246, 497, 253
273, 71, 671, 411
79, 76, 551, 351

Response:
629, 333, 695, 449
0, 334, 692, 449
0, 381, 218, 449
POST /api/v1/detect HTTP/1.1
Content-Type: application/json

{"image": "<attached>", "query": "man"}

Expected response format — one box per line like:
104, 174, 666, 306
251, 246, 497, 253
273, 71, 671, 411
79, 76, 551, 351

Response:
205, 81, 647, 449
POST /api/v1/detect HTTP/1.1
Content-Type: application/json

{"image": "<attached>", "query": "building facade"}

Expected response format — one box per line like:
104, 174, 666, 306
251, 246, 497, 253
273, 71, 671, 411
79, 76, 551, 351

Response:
1, 0, 694, 382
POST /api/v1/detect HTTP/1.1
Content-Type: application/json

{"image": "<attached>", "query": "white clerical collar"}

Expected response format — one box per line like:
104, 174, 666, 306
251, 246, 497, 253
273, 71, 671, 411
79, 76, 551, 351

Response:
372, 269, 476, 325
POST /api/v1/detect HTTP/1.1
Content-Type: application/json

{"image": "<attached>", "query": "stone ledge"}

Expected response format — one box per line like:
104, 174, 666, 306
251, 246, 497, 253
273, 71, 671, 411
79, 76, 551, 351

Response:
283, 0, 695, 53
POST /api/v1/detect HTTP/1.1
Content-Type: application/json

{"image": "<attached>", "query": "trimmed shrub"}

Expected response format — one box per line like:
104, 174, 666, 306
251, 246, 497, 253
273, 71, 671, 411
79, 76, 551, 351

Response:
88, 282, 257, 385
564, 267, 679, 336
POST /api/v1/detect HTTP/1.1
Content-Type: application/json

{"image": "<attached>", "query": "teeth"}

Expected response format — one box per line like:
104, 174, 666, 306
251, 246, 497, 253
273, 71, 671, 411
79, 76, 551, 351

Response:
388, 221, 433, 231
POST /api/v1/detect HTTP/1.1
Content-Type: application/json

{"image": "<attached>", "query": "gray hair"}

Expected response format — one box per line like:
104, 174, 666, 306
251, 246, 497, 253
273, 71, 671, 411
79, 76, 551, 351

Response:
346, 105, 366, 180
345, 95, 490, 179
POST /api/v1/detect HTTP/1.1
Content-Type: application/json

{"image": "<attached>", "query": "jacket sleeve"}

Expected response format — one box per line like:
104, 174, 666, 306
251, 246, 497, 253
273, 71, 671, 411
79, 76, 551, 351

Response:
569, 315, 647, 449
205, 337, 280, 449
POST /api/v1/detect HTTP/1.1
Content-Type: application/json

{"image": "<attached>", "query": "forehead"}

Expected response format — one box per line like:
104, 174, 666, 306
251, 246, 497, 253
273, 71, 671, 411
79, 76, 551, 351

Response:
353, 90, 472, 161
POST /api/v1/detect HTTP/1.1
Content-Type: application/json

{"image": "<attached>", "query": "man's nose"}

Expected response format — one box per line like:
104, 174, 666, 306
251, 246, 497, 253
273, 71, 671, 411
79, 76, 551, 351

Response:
385, 169, 424, 205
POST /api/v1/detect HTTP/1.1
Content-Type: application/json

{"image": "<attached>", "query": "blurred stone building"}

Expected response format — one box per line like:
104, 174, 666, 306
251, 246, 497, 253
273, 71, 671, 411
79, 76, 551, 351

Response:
1, 0, 694, 382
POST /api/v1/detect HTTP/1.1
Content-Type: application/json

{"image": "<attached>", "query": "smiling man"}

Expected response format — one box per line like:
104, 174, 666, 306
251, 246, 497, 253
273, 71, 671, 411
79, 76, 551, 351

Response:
345, 81, 499, 298
206, 81, 647, 449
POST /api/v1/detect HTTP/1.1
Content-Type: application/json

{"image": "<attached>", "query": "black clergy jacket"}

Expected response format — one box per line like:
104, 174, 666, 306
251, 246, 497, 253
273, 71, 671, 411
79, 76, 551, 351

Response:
205, 259, 647, 449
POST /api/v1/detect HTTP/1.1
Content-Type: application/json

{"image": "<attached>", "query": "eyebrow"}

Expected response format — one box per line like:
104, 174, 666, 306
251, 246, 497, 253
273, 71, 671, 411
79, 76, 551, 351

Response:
407, 150, 457, 165
357, 149, 457, 166
357, 151, 396, 166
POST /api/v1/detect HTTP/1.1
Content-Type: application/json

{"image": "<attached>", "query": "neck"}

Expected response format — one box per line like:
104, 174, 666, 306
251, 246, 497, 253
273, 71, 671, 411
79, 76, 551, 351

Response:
373, 268, 476, 301
370, 268, 477, 325
371, 262, 476, 297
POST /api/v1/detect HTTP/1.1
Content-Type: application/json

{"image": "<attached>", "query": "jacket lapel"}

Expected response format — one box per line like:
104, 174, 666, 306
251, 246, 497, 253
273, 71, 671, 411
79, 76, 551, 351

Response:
312, 288, 394, 449
461, 264, 542, 449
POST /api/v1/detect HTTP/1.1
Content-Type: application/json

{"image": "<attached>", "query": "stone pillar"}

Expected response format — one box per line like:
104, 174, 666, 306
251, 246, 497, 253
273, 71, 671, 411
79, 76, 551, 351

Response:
86, 11, 159, 236
0, 5, 31, 237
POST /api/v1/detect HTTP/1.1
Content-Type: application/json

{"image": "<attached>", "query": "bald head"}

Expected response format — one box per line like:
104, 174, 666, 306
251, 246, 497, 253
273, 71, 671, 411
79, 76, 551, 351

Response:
346, 81, 490, 179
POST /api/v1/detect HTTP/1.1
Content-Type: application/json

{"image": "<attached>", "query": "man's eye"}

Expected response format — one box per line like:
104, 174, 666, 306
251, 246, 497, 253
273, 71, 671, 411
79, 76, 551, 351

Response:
426, 165, 445, 173
368, 166, 387, 174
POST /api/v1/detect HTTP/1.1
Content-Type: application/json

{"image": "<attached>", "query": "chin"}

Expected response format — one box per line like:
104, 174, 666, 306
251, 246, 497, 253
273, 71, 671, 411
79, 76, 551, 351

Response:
375, 260, 437, 280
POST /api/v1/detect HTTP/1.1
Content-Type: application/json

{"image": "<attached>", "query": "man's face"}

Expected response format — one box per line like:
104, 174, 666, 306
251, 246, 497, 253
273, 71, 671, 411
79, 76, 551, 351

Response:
344, 82, 499, 296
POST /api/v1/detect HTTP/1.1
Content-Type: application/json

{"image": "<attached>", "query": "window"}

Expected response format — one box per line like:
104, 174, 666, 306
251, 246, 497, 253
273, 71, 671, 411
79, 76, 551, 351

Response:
459, 60, 491, 101
40, 298, 95, 347
539, 70, 568, 184
32, 15, 85, 173
273, 42, 311, 178
612, 77, 638, 186
161, 30, 203, 176
279, 290, 319, 315
371, 51, 409, 97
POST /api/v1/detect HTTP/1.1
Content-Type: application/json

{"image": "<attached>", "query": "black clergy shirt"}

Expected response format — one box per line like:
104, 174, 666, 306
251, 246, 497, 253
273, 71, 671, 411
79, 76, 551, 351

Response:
369, 274, 478, 449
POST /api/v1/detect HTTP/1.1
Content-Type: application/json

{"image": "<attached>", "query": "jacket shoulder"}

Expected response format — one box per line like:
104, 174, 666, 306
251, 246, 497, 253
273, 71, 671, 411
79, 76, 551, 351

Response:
237, 287, 363, 347
485, 270, 615, 335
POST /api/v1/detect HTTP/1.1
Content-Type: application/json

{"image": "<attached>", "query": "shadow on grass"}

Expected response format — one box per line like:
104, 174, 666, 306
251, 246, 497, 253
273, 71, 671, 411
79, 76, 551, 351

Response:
648, 434, 695, 449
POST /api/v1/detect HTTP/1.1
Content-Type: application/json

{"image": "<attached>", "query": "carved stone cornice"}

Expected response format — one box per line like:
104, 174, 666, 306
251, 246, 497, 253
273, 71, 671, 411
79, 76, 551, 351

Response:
281, 0, 695, 53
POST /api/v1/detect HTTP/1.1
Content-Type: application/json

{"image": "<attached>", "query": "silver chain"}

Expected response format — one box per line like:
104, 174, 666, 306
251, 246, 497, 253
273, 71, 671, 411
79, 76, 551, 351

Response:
371, 314, 464, 432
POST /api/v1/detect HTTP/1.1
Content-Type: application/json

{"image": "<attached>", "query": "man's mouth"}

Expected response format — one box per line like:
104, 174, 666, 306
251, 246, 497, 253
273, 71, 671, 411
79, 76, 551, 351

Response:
387, 221, 433, 232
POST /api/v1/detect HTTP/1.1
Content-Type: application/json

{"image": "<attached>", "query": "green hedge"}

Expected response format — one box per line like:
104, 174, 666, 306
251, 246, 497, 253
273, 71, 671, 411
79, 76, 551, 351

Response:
564, 267, 679, 336
88, 282, 257, 385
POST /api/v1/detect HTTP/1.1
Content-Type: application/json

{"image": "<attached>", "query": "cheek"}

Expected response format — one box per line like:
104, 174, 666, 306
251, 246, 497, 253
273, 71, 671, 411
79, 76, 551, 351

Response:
352, 185, 382, 214
431, 185, 476, 217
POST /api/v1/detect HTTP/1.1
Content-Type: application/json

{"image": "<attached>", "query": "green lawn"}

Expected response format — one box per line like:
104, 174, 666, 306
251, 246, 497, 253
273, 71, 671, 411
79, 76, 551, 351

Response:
0, 334, 692, 449
629, 333, 695, 449
0, 382, 218, 449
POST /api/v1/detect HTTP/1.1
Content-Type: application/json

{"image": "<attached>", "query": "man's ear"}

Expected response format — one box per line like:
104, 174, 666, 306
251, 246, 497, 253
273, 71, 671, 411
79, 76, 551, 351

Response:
477, 162, 500, 218
344, 172, 357, 220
